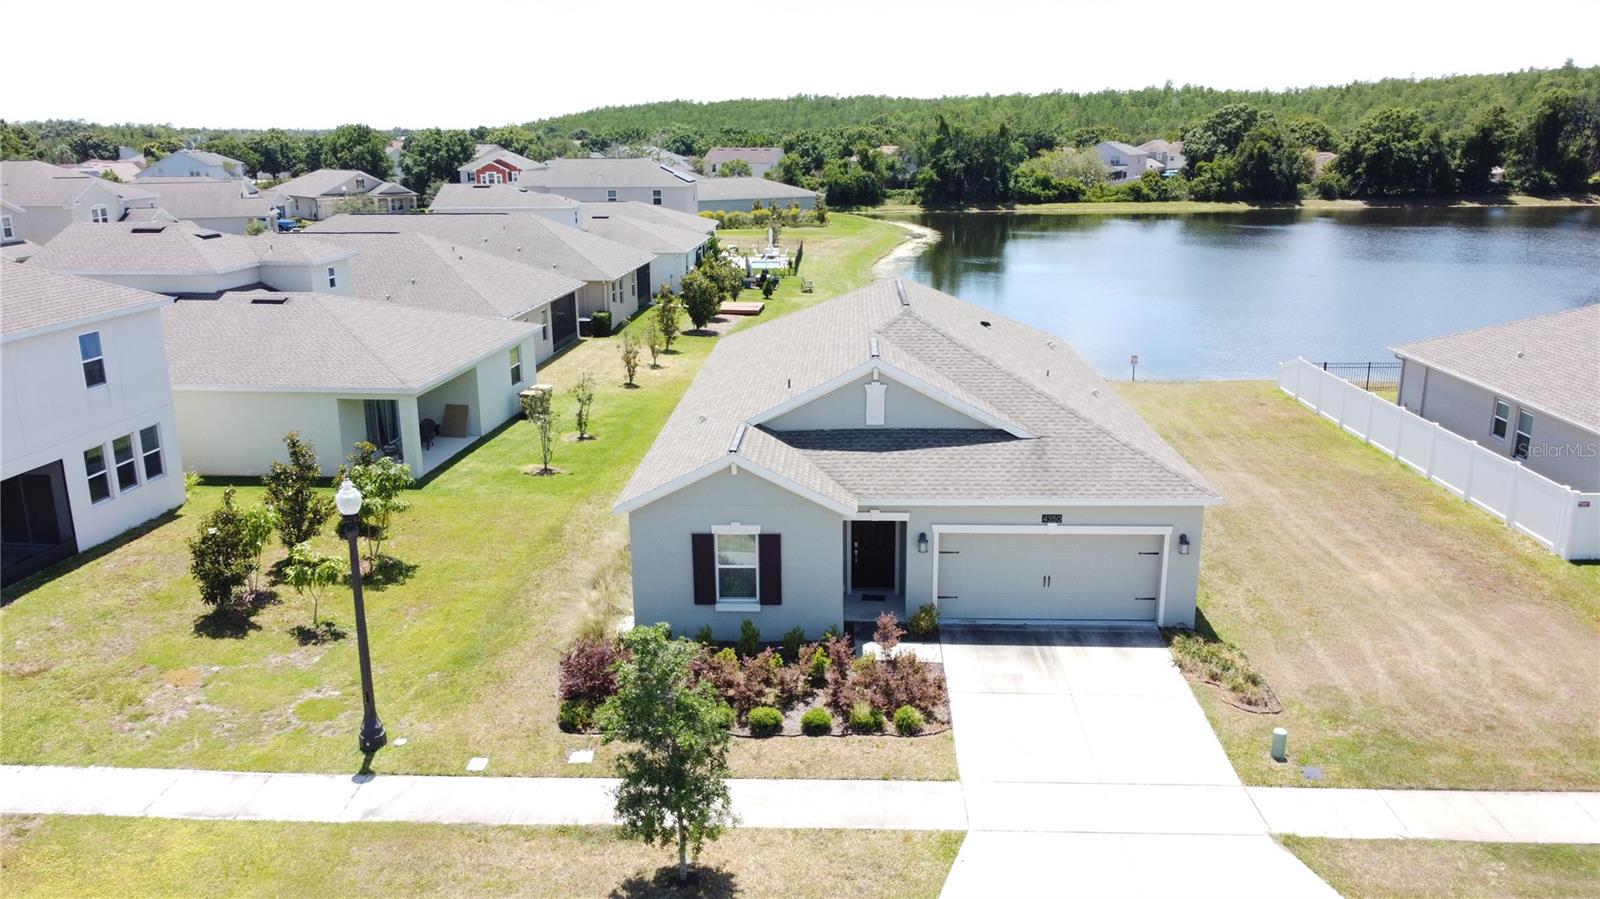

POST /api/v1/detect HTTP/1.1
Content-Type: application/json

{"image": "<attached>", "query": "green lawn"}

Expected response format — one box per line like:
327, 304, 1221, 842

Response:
1280, 837, 1600, 899
0, 214, 958, 781
1123, 381, 1600, 790
0, 815, 963, 899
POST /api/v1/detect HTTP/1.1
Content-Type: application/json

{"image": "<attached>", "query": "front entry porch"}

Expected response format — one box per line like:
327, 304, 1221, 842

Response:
843, 518, 906, 625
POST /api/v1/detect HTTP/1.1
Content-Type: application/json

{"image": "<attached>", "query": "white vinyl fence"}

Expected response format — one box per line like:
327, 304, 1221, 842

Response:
1278, 358, 1599, 561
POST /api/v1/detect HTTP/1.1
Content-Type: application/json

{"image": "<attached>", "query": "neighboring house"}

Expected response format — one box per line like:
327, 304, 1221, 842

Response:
72, 159, 145, 182
117, 146, 146, 163
458, 143, 544, 185
28, 221, 355, 297
136, 149, 250, 182
615, 280, 1219, 639
1394, 305, 1600, 491
306, 213, 654, 319
518, 158, 698, 213
694, 177, 818, 213
1, 161, 159, 245
1311, 151, 1338, 177
161, 291, 539, 479
1, 265, 186, 587
580, 201, 710, 294
1093, 141, 1152, 182
1136, 139, 1186, 174
293, 231, 585, 362
272, 169, 418, 220
429, 183, 581, 226
135, 177, 283, 234
702, 147, 784, 178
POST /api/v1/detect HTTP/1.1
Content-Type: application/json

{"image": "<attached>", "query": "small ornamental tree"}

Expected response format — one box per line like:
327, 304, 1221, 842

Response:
654, 287, 681, 352
239, 503, 280, 594
643, 319, 665, 367
599, 624, 736, 885
282, 541, 341, 634
189, 487, 254, 611
680, 269, 719, 332
262, 431, 335, 549
620, 333, 640, 387
522, 388, 560, 474
874, 612, 904, 657
343, 454, 413, 563
569, 370, 597, 439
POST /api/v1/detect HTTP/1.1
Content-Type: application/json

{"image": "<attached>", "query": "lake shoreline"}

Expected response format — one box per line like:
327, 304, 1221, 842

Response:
863, 194, 1598, 218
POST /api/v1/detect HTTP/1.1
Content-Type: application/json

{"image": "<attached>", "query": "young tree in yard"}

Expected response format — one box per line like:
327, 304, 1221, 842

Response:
653, 287, 681, 352
643, 319, 665, 367
239, 503, 280, 595
263, 431, 335, 550
189, 488, 254, 612
522, 388, 560, 474
874, 612, 904, 657
570, 370, 597, 438
599, 624, 736, 885
620, 333, 641, 387
342, 454, 413, 563
679, 269, 719, 332
283, 541, 342, 637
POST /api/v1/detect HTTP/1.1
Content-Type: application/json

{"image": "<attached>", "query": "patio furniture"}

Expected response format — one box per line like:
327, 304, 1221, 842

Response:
419, 418, 438, 450
440, 404, 469, 439
802, 279, 814, 293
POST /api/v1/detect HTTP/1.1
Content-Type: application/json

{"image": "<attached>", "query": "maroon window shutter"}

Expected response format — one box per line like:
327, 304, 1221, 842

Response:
691, 534, 715, 604
759, 533, 782, 605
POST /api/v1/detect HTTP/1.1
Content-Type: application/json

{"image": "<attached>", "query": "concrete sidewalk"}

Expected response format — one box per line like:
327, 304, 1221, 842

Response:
1249, 786, 1600, 844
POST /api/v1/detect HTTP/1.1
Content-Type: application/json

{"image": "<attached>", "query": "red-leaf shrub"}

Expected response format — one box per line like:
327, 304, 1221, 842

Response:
690, 646, 742, 699
558, 637, 623, 705
823, 634, 858, 717
874, 612, 904, 655
859, 653, 947, 718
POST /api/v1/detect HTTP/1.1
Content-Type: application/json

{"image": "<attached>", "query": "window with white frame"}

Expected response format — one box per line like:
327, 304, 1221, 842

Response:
356, 177, 366, 190
1513, 410, 1534, 460
509, 345, 523, 384
715, 533, 759, 603
651, 189, 662, 205
79, 331, 106, 388
606, 189, 617, 202
84, 446, 111, 503
464, 171, 475, 183
483, 171, 501, 184
2, 215, 12, 239
610, 279, 623, 305
327, 266, 337, 288
139, 425, 165, 480
1491, 399, 1510, 440
112, 435, 139, 491
91, 205, 110, 223
510, 171, 520, 183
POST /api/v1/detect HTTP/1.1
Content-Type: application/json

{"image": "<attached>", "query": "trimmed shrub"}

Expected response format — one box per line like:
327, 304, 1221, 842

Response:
874, 612, 904, 655
690, 645, 743, 700
805, 645, 828, 688
861, 653, 948, 718
848, 701, 884, 734
589, 310, 613, 337
558, 637, 622, 705
747, 706, 783, 737
736, 618, 762, 658
558, 699, 594, 732
780, 626, 806, 663
801, 707, 833, 736
693, 624, 715, 645
893, 705, 925, 736
907, 603, 939, 638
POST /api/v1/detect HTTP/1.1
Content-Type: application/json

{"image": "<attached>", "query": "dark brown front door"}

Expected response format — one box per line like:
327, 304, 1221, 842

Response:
851, 521, 897, 591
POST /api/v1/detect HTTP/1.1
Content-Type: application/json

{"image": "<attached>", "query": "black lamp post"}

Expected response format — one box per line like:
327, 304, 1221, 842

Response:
336, 478, 386, 755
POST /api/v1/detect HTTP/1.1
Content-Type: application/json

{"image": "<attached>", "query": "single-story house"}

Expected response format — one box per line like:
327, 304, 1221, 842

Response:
162, 290, 539, 478
2, 265, 186, 586
273, 169, 418, 220
615, 280, 1220, 639
702, 147, 784, 178
1, 161, 160, 245
429, 183, 581, 226
293, 231, 585, 362
1394, 305, 1600, 491
133, 177, 283, 234
458, 143, 544, 185
518, 158, 698, 214
306, 213, 653, 320
579, 202, 710, 294
694, 177, 817, 213
136, 149, 250, 182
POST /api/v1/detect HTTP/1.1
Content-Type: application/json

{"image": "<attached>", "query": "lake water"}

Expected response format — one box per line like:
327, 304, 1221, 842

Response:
882, 207, 1600, 380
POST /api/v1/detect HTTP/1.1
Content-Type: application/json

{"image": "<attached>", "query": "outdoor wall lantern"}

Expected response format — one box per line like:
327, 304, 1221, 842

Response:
1178, 533, 1191, 555
917, 532, 929, 553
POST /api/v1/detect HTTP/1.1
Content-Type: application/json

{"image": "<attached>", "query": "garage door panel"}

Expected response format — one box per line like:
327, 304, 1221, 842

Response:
938, 532, 1162, 622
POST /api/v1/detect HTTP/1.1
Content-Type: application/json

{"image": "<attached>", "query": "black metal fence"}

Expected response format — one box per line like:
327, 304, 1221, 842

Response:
1316, 361, 1402, 393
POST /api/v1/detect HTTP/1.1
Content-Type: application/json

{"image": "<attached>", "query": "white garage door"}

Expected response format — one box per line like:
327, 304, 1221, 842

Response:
937, 532, 1163, 622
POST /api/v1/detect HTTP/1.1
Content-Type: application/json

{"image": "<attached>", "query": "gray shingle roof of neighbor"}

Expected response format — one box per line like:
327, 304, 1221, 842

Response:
1, 263, 169, 338
581, 209, 708, 254
272, 169, 416, 199
171, 149, 243, 168
134, 177, 281, 220
304, 213, 654, 282
1392, 304, 1600, 433
1097, 141, 1145, 156
2, 160, 155, 206
616, 280, 1220, 511
2, 239, 43, 262
693, 177, 817, 203
703, 147, 785, 166
519, 157, 696, 190
430, 183, 579, 212
28, 221, 354, 276
300, 231, 584, 319
161, 290, 536, 393
120, 207, 180, 224
581, 200, 716, 235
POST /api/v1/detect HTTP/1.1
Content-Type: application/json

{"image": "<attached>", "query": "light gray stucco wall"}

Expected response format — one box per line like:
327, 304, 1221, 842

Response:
766, 373, 990, 431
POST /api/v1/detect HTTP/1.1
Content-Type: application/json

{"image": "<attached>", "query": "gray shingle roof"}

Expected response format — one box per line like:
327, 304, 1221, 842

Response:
617, 280, 1218, 511
581, 207, 708, 254
519, 158, 695, 190
704, 147, 785, 166
1, 263, 168, 338
1392, 304, 1600, 432
694, 177, 816, 203
273, 169, 415, 200
305, 213, 653, 282
2, 160, 154, 206
298, 231, 583, 319
162, 290, 535, 392
581, 201, 716, 235
29, 221, 352, 276
135, 177, 281, 220
430, 183, 579, 212
464, 144, 544, 173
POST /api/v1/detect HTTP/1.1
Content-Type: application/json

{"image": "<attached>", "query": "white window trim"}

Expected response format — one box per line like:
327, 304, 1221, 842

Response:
1513, 410, 1534, 460
712, 524, 761, 611
90, 204, 110, 223
1491, 398, 1510, 441
83, 445, 113, 505
509, 345, 524, 385
606, 189, 617, 202
2, 215, 13, 239
327, 266, 337, 288
139, 425, 165, 481
111, 433, 141, 494
79, 330, 106, 389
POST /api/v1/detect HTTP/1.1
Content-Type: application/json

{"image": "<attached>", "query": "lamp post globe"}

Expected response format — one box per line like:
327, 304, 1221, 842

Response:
338, 477, 386, 754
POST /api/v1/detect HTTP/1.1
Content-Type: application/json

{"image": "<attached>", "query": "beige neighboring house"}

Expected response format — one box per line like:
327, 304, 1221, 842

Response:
702, 147, 784, 177
1394, 305, 1600, 492
695, 176, 817, 213
1, 161, 160, 249
518, 158, 698, 213
616, 280, 1219, 640
429, 183, 580, 226
1136, 139, 1186, 174
135, 177, 283, 234
305, 213, 654, 320
579, 202, 711, 295
273, 169, 418, 220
